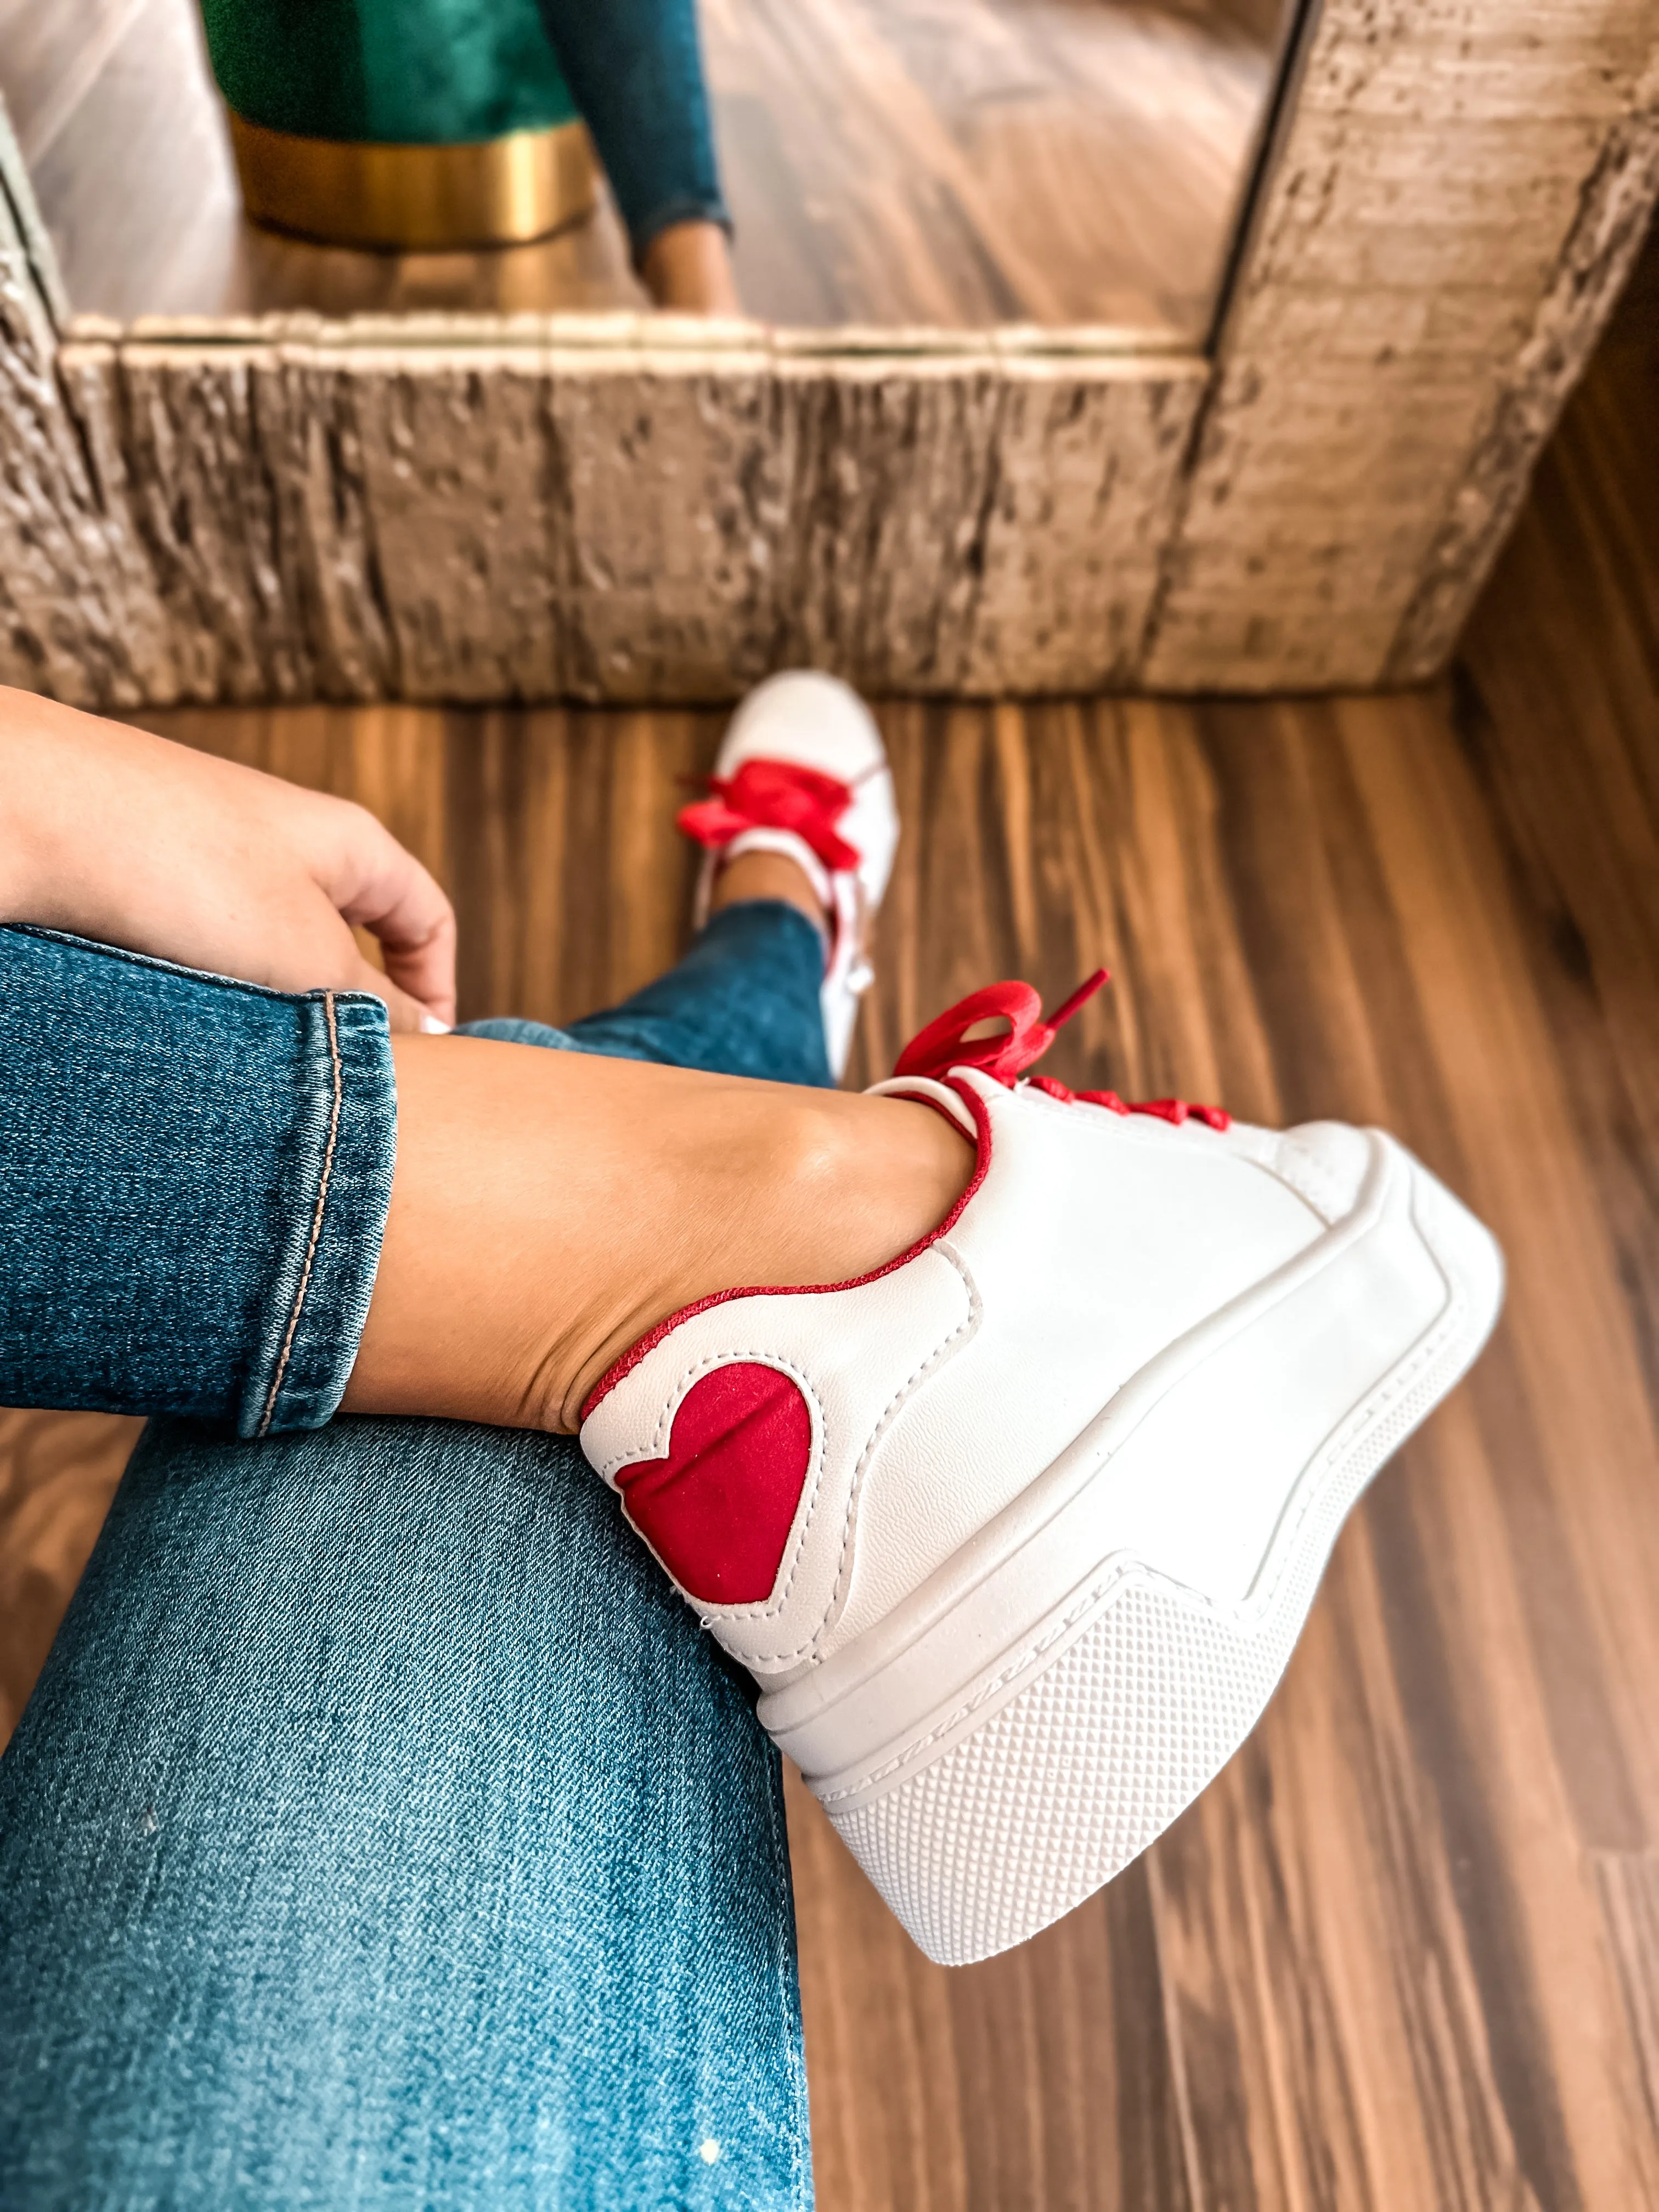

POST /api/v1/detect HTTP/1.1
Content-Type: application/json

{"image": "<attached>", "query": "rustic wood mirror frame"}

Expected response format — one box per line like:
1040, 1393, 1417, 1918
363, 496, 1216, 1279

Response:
1, 0, 1655, 712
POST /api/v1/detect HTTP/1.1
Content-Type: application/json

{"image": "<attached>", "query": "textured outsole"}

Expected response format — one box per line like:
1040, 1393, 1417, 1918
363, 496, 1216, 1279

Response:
811, 1155, 1504, 1965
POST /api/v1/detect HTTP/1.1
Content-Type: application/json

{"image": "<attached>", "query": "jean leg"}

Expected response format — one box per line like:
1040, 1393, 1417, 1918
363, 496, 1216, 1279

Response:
466, 902, 834, 1090
0, 928, 394, 1434
0, 1418, 811, 2211
534, 0, 731, 257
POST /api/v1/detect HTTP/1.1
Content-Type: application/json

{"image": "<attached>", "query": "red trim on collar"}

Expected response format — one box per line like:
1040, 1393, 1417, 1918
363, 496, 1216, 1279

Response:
579, 1077, 991, 1423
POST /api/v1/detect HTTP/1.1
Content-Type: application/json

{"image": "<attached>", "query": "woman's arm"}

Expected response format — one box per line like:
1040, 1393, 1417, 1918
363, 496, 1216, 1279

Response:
0, 689, 455, 1030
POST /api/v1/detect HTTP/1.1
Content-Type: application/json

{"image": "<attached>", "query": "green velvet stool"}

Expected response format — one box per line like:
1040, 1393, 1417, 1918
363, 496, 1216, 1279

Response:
199, 0, 594, 250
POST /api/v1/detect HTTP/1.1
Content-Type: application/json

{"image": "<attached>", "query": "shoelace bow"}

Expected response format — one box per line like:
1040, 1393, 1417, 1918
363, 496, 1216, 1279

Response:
893, 969, 1231, 1130
677, 759, 860, 875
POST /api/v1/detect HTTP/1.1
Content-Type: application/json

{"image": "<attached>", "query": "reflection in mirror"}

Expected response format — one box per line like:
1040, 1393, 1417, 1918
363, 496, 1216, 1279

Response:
0, 0, 1290, 337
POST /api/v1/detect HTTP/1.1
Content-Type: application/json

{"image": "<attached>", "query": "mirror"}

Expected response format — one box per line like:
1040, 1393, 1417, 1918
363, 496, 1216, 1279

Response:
0, 0, 1292, 340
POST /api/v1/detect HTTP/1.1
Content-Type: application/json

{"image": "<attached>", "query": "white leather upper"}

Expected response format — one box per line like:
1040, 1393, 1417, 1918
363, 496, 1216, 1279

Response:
825, 1080, 1326, 1651
575, 1070, 1432, 1683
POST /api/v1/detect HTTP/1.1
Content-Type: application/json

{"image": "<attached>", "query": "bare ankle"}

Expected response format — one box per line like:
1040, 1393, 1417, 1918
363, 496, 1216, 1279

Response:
342, 1040, 973, 1438
708, 849, 828, 936
640, 221, 740, 315
555, 1090, 972, 1425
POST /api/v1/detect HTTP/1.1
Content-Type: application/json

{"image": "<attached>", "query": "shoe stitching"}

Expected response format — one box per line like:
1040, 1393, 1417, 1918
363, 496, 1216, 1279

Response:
257, 991, 342, 1438
595, 1248, 978, 1662
799, 1245, 982, 1667
742, 1246, 978, 1665
1268, 1136, 1351, 1225
594, 1348, 821, 1477
1235, 1276, 1468, 1621
594, 1349, 828, 1624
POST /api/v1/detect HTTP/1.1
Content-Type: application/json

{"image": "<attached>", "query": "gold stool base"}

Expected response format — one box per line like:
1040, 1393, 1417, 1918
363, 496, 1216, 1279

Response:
227, 112, 597, 252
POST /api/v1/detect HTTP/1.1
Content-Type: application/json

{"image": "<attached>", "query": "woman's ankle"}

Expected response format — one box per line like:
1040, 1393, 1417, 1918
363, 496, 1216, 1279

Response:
708, 849, 828, 937
554, 1084, 970, 1422
640, 220, 740, 314
341, 1037, 974, 1436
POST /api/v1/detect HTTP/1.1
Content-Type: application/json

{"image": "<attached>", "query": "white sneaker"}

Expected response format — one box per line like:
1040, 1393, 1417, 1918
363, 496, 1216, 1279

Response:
579, 973, 1504, 1964
679, 672, 898, 1079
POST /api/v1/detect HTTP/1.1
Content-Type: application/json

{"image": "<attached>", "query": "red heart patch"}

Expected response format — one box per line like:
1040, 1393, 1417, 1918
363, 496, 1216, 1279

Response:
614, 1362, 813, 1606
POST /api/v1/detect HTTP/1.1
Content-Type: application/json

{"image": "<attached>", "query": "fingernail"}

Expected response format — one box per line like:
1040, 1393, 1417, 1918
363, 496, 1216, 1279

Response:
419, 1013, 453, 1034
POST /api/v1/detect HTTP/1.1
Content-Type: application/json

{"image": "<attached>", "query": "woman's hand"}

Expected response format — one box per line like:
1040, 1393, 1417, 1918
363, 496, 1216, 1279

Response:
0, 689, 456, 1030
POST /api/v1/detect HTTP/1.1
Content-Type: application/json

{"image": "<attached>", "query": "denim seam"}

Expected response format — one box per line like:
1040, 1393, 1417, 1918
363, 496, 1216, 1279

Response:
257, 992, 343, 1437
761, 1756, 813, 2210
13, 925, 337, 1005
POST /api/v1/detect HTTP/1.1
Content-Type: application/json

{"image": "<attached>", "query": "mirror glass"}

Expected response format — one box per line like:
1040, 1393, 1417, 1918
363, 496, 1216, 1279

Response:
1, 0, 1292, 340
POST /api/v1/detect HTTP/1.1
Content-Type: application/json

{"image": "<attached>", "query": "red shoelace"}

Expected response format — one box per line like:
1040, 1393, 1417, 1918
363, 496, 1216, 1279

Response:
893, 969, 1231, 1131
677, 759, 859, 874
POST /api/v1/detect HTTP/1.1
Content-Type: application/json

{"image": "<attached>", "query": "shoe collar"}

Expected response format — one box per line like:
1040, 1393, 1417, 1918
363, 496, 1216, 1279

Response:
580, 1077, 995, 1423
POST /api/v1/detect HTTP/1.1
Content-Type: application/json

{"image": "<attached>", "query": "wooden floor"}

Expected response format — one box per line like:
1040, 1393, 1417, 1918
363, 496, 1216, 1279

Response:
0, 0, 1278, 334
3, 228, 1659, 2212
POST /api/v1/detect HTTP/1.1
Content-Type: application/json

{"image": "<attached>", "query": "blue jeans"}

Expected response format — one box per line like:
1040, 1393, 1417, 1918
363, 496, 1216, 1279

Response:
0, 903, 830, 2210
536, 0, 731, 259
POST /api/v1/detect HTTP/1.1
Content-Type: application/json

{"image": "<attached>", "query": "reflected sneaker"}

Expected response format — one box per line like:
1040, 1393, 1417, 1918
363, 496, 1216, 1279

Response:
679, 671, 898, 1079
578, 972, 1504, 1965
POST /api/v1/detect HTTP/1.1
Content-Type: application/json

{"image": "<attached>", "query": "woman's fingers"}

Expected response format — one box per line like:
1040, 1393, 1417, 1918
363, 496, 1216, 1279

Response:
375, 905, 459, 1028
0, 693, 467, 1022
350, 959, 453, 1035
319, 804, 459, 1027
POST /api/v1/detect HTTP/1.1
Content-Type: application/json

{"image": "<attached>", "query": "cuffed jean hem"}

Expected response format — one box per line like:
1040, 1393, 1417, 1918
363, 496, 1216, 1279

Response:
238, 989, 398, 1439
0, 928, 396, 1438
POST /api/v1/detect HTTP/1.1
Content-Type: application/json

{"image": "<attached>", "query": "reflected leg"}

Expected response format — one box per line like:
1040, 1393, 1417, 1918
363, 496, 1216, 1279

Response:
533, 0, 731, 260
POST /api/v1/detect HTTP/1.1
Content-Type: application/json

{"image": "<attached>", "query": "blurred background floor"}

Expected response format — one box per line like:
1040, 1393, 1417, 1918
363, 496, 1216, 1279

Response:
1, 200, 1656, 2212
0, 0, 1280, 333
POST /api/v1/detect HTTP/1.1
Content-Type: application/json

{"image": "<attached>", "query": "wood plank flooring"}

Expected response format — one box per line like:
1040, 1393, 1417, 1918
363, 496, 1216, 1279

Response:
2, 215, 1657, 2212
0, 0, 1277, 332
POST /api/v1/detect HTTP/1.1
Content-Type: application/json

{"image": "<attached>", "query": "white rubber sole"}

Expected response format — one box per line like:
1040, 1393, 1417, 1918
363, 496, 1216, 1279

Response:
759, 1138, 1504, 1965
